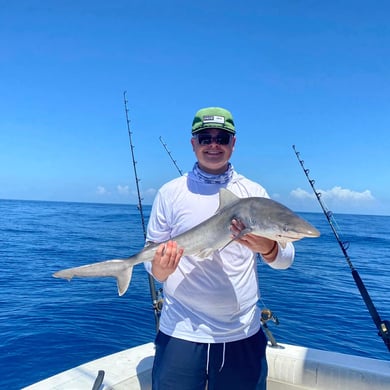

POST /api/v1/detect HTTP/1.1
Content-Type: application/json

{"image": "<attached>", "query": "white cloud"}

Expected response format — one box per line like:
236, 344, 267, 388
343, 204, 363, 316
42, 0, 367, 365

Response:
290, 187, 315, 200
96, 185, 109, 195
323, 186, 374, 201
117, 185, 130, 195
291, 186, 374, 202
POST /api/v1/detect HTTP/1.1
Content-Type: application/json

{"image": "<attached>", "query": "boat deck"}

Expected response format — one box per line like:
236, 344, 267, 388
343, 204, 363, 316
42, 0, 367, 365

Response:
23, 342, 390, 390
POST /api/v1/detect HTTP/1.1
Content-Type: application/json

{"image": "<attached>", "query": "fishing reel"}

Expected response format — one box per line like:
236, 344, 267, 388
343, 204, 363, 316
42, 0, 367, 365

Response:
261, 308, 279, 325
155, 287, 164, 312
261, 307, 280, 347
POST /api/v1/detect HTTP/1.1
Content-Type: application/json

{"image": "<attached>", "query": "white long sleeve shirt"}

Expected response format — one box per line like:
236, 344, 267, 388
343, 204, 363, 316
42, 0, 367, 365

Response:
145, 169, 294, 343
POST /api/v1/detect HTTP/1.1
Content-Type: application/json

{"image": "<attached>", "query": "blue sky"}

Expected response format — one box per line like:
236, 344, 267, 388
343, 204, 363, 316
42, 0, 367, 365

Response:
1, 1, 389, 215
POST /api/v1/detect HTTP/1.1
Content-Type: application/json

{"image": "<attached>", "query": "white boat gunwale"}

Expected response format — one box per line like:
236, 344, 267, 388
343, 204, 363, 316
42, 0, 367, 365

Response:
23, 342, 390, 390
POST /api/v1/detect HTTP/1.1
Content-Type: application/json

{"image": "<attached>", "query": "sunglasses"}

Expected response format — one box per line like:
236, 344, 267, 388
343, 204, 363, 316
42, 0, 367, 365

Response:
195, 132, 232, 145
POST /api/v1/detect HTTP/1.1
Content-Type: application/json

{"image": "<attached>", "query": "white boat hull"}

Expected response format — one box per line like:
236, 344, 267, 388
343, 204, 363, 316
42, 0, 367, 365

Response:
24, 342, 390, 389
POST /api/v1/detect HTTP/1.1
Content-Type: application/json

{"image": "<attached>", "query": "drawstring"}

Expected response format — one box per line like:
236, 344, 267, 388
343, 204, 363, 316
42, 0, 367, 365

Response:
206, 343, 211, 374
206, 342, 226, 374
219, 343, 226, 372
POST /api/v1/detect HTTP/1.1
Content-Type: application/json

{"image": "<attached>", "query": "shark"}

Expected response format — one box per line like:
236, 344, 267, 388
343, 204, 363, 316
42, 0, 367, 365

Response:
53, 188, 320, 296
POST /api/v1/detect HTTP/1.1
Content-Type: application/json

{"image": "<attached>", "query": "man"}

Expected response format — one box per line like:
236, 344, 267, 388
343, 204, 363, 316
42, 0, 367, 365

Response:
145, 107, 295, 389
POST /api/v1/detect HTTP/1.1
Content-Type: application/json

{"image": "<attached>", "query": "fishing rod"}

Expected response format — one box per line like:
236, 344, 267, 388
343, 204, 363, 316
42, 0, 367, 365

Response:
292, 145, 390, 352
123, 91, 162, 331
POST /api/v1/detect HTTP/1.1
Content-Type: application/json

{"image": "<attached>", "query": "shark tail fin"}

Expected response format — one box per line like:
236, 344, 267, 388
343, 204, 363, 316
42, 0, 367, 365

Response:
53, 258, 134, 296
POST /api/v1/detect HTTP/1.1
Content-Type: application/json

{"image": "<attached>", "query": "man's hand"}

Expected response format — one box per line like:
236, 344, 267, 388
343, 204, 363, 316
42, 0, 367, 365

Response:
151, 240, 184, 281
230, 219, 278, 262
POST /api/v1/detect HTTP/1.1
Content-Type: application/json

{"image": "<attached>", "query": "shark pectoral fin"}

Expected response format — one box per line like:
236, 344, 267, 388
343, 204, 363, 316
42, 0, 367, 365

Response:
219, 228, 254, 252
234, 227, 253, 240
219, 239, 235, 251
116, 266, 133, 296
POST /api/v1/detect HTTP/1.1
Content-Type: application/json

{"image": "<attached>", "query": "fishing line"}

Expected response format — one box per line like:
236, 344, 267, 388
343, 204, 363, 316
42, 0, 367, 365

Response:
123, 91, 161, 331
293, 145, 390, 352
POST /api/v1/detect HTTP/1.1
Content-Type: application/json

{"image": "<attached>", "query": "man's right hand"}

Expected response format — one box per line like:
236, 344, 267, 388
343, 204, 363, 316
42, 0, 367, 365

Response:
151, 240, 184, 282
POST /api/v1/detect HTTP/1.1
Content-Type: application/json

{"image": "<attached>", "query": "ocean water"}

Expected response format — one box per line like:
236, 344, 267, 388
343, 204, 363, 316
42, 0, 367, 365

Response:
1, 199, 389, 389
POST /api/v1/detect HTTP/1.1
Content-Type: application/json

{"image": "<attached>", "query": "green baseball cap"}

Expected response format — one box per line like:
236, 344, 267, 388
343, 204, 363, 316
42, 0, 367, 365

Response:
191, 107, 236, 134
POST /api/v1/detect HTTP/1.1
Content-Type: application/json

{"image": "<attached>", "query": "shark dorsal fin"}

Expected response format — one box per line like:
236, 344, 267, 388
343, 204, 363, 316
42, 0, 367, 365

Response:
217, 188, 240, 212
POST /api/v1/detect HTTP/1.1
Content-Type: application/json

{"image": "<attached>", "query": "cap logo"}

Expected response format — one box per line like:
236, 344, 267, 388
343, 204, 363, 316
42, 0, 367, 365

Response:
202, 115, 225, 125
